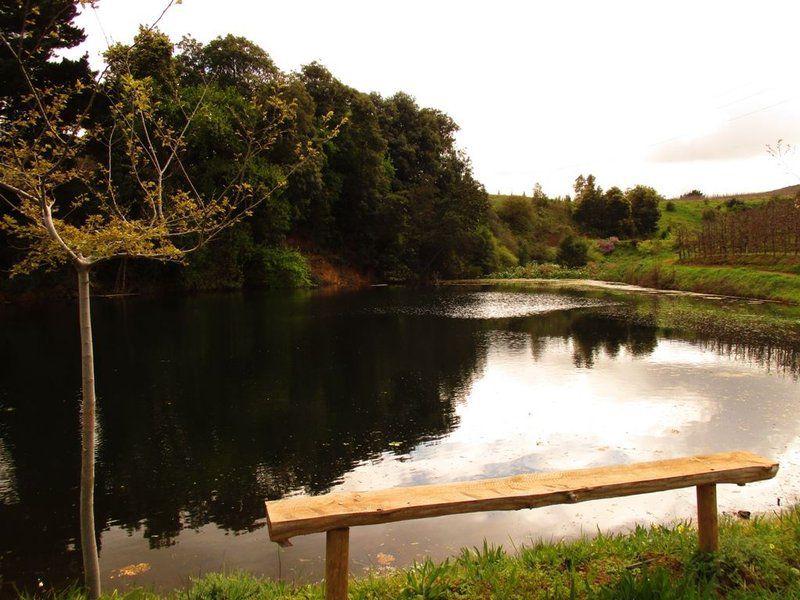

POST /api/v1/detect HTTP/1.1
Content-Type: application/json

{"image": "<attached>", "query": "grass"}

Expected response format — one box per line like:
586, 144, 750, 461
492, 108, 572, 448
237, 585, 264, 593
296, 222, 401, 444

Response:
28, 507, 800, 599
490, 262, 592, 280
657, 196, 765, 234
592, 250, 800, 304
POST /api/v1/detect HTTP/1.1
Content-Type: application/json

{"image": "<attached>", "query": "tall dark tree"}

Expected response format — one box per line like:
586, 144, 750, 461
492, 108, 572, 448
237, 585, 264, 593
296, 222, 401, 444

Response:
602, 186, 632, 237
295, 63, 392, 269
0, 0, 93, 276
177, 34, 279, 94
572, 173, 605, 234
0, 0, 92, 122
627, 185, 662, 237
376, 92, 491, 278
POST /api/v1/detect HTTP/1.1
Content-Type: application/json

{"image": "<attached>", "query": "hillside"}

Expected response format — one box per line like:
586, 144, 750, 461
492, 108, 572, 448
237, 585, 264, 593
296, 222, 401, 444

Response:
659, 184, 800, 233
488, 185, 800, 303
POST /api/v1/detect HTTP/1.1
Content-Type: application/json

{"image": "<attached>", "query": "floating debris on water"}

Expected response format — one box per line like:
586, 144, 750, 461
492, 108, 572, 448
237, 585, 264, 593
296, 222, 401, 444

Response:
110, 563, 151, 578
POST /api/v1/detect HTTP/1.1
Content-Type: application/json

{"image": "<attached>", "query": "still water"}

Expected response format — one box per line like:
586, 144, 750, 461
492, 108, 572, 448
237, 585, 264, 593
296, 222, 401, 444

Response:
0, 285, 799, 594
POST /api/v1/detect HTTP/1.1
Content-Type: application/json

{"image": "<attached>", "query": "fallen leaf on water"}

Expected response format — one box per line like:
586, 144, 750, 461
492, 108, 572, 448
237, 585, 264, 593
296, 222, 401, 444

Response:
376, 552, 396, 566
110, 563, 150, 578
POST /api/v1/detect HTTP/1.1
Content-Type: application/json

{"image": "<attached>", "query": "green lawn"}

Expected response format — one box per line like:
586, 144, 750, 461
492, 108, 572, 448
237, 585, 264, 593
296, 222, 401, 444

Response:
35, 506, 800, 599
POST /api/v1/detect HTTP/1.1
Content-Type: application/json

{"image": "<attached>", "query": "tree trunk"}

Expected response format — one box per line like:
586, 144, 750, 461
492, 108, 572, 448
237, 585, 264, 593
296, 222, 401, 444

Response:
77, 265, 101, 599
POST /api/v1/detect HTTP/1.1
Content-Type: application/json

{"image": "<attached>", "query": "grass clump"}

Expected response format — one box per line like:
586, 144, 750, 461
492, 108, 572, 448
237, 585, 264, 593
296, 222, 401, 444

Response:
492, 262, 594, 280
27, 506, 800, 599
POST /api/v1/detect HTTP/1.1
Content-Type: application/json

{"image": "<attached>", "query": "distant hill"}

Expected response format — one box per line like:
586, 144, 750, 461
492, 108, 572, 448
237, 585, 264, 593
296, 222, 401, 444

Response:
675, 184, 800, 202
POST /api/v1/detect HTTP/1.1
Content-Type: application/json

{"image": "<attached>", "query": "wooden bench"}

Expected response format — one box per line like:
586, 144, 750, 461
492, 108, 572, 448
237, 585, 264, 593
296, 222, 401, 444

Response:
265, 451, 778, 600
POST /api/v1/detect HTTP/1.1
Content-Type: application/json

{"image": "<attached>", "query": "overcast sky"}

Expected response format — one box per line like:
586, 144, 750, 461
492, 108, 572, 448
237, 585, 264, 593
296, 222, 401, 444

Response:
69, 0, 800, 197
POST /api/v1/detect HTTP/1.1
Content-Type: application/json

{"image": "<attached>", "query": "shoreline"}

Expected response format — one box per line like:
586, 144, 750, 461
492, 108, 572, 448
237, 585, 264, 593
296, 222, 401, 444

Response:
442, 277, 781, 303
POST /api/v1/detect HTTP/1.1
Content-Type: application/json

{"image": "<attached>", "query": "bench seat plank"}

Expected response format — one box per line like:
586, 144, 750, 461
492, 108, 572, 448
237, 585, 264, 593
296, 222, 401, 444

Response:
265, 451, 778, 542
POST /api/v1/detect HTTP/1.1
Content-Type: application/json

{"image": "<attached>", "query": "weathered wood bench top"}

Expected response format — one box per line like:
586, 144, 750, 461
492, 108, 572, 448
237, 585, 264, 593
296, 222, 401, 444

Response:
266, 450, 778, 543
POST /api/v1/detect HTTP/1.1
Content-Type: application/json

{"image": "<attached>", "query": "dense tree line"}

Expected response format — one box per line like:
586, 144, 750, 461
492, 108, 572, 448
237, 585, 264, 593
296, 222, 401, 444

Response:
0, 3, 500, 293
0, 2, 671, 294
571, 174, 662, 239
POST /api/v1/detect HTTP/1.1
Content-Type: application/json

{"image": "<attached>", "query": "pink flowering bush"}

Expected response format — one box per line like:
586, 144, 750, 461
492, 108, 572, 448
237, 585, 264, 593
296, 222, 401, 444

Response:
597, 237, 617, 255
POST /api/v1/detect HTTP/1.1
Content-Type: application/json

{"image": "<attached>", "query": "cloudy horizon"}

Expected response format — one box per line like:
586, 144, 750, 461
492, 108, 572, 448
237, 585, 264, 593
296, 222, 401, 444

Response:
67, 0, 800, 198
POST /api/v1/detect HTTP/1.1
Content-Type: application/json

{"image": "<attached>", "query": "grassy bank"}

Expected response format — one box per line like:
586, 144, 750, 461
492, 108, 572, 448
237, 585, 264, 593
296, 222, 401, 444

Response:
32, 507, 800, 599
491, 255, 800, 304
596, 255, 800, 304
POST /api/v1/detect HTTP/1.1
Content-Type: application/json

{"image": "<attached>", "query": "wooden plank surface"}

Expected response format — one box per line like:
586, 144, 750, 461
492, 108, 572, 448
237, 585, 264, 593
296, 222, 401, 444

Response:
266, 451, 778, 542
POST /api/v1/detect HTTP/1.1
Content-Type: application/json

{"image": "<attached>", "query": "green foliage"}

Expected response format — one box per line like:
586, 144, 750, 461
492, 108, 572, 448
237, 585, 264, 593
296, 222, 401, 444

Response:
458, 541, 507, 580
636, 238, 669, 255
374, 92, 492, 279
627, 185, 663, 237
0, 0, 92, 123
185, 572, 291, 600
493, 262, 592, 279
724, 197, 747, 212
105, 27, 177, 92
603, 186, 632, 237
572, 177, 665, 239
572, 174, 606, 235
2, 16, 497, 291
33, 506, 800, 599
177, 34, 279, 93
665, 201, 676, 212
488, 193, 572, 266
247, 246, 312, 288
487, 191, 800, 304
401, 559, 452, 600
557, 235, 590, 267
181, 226, 312, 290
181, 227, 251, 291
594, 568, 715, 599
496, 243, 519, 270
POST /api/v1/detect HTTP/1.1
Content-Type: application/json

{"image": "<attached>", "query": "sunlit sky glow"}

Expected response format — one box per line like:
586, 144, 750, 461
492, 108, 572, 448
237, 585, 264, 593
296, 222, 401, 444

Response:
68, 0, 800, 197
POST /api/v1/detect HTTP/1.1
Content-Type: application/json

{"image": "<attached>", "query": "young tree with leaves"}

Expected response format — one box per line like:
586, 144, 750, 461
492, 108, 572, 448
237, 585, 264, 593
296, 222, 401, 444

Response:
0, 6, 335, 596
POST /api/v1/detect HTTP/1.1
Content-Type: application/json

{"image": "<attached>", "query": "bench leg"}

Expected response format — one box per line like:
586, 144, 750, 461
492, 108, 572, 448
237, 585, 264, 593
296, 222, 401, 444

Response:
696, 484, 719, 552
325, 527, 350, 600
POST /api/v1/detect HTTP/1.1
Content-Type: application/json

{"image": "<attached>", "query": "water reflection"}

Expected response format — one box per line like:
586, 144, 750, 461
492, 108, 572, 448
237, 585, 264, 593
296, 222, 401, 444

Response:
0, 286, 798, 594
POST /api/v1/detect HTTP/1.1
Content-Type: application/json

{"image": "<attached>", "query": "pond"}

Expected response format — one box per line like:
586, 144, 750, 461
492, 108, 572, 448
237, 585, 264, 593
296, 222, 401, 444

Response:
1, 284, 799, 595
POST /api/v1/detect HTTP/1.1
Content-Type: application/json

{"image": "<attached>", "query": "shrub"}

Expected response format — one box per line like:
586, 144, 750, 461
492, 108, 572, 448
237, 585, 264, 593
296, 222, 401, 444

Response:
401, 558, 451, 600
495, 244, 519, 270
637, 239, 667, 255
701, 208, 718, 222
597, 238, 617, 255
627, 185, 663, 237
490, 262, 591, 279
556, 235, 589, 267
246, 246, 312, 288
665, 201, 676, 212
725, 197, 747, 211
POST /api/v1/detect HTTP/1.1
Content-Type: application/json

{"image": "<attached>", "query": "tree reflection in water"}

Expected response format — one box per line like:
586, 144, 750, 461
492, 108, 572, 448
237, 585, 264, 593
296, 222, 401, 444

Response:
0, 286, 798, 593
